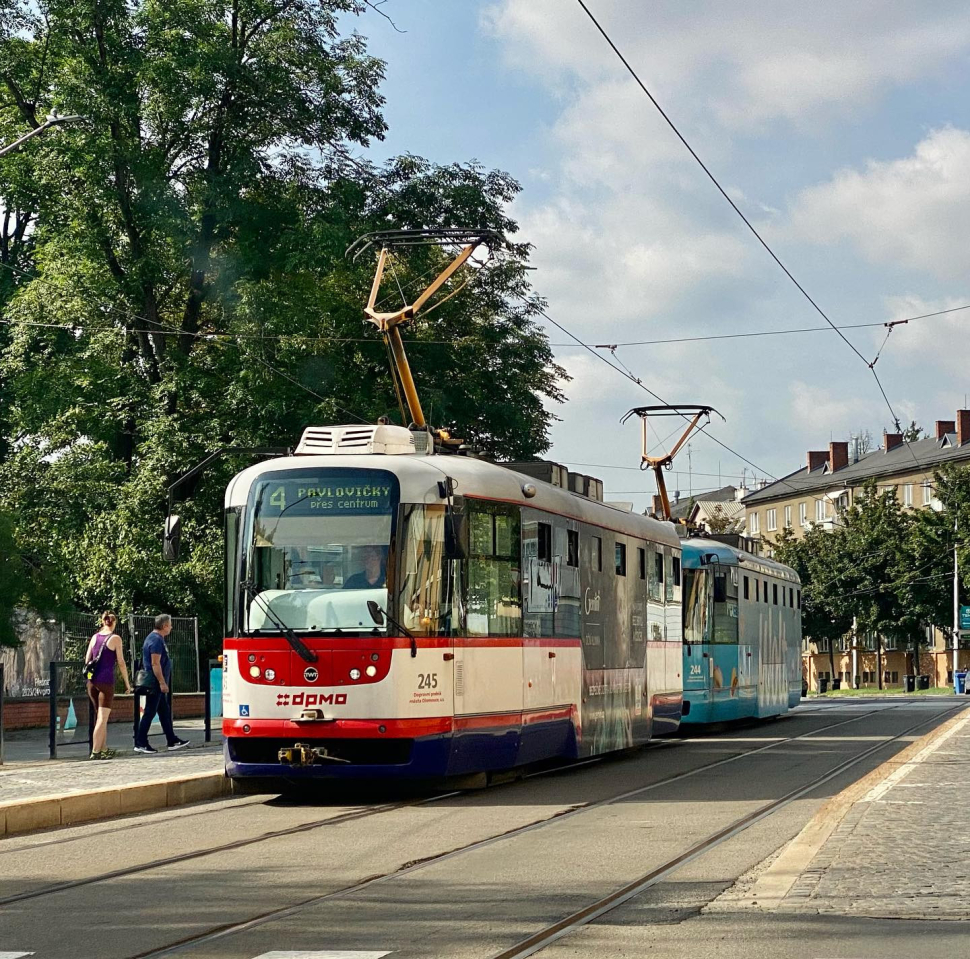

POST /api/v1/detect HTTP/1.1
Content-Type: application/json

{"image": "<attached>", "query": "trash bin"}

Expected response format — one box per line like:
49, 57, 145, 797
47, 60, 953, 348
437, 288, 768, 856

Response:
902, 674, 916, 692
831, 678, 841, 690
817, 677, 829, 694
917, 674, 930, 691
954, 671, 967, 695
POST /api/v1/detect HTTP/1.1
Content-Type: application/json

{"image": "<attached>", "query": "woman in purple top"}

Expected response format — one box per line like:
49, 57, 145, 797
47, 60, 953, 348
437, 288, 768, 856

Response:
84, 611, 132, 759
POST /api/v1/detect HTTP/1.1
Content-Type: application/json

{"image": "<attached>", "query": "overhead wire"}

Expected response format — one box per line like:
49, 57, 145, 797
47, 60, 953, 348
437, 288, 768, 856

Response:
573, 0, 933, 482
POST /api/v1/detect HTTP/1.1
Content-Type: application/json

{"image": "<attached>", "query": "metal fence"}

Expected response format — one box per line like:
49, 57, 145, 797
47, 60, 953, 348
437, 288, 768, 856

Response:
57, 611, 201, 694
128, 615, 200, 694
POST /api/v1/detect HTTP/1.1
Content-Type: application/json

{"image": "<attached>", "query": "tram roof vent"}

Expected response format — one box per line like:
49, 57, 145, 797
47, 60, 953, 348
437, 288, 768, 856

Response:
295, 424, 431, 456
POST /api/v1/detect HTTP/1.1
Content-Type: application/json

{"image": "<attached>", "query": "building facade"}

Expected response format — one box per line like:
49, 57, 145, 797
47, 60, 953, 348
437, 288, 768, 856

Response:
743, 410, 970, 690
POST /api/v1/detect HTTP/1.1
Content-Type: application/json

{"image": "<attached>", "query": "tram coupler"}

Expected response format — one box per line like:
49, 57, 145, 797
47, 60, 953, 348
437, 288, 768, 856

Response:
277, 742, 350, 765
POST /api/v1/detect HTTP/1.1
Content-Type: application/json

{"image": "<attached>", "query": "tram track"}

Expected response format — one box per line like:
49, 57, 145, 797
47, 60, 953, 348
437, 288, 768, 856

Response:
488, 700, 970, 959
0, 701, 897, 912
98, 699, 934, 959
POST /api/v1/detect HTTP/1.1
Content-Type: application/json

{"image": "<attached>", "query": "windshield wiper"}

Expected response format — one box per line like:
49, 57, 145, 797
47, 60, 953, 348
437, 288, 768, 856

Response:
242, 581, 318, 663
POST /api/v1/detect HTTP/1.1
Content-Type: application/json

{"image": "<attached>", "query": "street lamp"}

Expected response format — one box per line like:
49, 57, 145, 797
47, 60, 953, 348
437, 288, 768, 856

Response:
0, 113, 84, 158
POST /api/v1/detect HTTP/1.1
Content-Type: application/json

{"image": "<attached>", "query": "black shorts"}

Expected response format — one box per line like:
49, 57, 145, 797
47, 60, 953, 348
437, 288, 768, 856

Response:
87, 681, 115, 709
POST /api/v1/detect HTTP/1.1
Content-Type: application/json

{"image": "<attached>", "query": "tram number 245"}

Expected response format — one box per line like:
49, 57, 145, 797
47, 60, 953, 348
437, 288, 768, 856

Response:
417, 673, 439, 690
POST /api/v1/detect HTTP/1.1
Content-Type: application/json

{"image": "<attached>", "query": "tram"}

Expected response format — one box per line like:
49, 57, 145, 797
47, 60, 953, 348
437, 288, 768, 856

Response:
679, 538, 802, 724
221, 424, 685, 783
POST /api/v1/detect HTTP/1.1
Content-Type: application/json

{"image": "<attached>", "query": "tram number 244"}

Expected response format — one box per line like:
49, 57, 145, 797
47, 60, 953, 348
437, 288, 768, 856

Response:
417, 672, 439, 690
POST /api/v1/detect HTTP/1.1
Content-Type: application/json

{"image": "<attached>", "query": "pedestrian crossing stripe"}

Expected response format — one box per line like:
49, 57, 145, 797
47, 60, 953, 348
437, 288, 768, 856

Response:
252, 953, 390, 958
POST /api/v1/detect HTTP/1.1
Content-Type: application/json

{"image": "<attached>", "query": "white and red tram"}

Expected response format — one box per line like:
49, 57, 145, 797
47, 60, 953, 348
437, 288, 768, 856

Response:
223, 423, 684, 783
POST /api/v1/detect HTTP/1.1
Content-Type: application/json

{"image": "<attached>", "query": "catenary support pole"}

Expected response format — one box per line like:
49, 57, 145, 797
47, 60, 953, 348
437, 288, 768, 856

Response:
954, 516, 960, 686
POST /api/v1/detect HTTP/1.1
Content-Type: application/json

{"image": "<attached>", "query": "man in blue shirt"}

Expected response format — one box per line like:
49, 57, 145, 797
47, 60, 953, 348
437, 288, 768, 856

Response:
134, 613, 190, 753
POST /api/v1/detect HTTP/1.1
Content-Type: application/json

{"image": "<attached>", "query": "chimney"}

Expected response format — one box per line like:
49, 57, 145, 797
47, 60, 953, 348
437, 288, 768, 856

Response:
936, 419, 955, 440
958, 409, 970, 447
807, 450, 828, 472
651, 494, 664, 516
829, 441, 848, 473
883, 431, 903, 452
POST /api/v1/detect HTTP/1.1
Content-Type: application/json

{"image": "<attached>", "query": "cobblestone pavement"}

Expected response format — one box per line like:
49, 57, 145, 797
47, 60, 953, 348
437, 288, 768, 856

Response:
0, 720, 224, 805
780, 710, 970, 920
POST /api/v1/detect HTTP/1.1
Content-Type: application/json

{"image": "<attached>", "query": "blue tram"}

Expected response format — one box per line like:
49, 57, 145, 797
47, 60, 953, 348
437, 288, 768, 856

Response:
679, 538, 802, 724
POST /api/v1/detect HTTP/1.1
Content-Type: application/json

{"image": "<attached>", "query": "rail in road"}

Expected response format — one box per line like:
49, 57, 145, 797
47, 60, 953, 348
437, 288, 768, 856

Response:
0, 699, 963, 959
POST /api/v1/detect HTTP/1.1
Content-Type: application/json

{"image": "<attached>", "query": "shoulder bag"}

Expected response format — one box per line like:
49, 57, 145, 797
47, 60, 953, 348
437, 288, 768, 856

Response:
83, 633, 109, 682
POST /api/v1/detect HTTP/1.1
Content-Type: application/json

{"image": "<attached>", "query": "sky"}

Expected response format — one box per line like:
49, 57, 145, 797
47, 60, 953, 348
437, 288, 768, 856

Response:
350, 0, 970, 512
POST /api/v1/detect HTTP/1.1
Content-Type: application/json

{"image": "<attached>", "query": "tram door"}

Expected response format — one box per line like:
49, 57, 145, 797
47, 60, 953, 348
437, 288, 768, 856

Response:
683, 568, 713, 700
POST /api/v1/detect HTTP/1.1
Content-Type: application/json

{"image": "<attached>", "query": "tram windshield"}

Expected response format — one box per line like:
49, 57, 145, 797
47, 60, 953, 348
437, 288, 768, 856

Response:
244, 469, 398, 632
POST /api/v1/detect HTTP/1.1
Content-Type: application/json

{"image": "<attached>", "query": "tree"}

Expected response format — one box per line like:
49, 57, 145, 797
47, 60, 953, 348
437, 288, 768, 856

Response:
902, 420, 925, 443
704, 503, 738, 534
0, 1, 566, 650
0, 510, 68, 645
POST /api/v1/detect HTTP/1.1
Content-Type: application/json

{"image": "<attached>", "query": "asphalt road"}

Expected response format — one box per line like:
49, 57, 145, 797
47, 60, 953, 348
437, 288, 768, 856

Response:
0, 698, 964, 959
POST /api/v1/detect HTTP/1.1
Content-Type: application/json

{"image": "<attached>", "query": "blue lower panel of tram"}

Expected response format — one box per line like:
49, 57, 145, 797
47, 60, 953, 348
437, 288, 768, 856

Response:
225, 717, 579, 780
681, 644, 764, 724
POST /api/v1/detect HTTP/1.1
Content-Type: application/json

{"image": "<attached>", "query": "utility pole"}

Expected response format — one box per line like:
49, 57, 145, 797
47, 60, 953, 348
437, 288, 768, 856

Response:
954, 515, 960, 685
851, 616, 859, 689
0, 113, 84, 158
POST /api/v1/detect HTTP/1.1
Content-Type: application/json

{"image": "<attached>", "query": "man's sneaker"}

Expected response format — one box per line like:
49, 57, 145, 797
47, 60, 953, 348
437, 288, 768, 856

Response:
133, 744, 158, 754
168, 738, 191, 751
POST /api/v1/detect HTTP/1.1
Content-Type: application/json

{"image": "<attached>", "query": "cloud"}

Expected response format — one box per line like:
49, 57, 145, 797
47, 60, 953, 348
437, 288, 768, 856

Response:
790, 127, 970, 280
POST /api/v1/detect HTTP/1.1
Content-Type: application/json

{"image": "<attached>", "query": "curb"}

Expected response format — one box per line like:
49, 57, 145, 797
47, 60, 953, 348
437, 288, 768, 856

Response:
0, 771, 231, 838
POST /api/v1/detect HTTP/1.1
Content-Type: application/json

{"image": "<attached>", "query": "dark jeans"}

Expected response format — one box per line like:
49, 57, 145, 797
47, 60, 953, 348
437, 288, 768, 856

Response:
136, 686, 178, 747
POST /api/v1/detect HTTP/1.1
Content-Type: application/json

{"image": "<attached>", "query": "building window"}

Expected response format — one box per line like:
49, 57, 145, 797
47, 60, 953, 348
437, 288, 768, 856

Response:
799, 502, 808, 526
743, 575, 749, 599
891, 671, 899, 684
922, 482, 933, 506
766, 508, 777, 531
567, 529, 579, 568
537, 522, 552, 562
637, 546, 646, 580
592, 535, 602, 572
615, 542, 627, 576
750, 512, 760, 535
784, 505, 792, 528
903, 484, 913, 507
815, 499, 825, 522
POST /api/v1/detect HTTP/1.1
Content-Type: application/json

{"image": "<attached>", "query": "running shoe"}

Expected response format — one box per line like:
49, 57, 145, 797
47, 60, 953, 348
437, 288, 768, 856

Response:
168, 738, 191, 750
99, 748, 117, 760
133, 744, 158, 754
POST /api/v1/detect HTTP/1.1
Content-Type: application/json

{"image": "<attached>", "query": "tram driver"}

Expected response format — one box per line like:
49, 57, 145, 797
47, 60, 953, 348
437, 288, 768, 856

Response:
343, 544, 387, 590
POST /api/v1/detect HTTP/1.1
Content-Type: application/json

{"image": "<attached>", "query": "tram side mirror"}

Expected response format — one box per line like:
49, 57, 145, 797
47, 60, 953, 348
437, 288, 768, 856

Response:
366, 600, 385, 626
163, 515, 181, 563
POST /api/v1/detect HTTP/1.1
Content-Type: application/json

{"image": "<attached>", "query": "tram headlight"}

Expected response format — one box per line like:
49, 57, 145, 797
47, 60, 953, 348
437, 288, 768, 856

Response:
264, 668, 276, 681
349, 668, 361, 680
365, 665, 377, 677
249, 665, 261, 678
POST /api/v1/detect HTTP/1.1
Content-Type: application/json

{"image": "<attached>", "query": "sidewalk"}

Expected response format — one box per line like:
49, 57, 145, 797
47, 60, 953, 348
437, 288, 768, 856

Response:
0, 720, 227, 836
713, 706, 970, 920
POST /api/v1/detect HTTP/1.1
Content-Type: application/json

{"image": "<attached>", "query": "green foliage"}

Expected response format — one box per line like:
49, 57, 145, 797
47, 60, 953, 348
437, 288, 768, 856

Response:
0, 1, 566, 652
0, 510, 70, 645
771, 469, 970, 663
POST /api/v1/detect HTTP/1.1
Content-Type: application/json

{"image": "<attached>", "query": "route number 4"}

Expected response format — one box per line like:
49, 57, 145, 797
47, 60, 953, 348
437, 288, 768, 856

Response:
418, 673, 438, 689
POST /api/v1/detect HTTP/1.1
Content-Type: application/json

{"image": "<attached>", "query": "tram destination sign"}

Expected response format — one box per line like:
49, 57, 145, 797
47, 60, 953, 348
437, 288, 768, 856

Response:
256, 471, 395, 517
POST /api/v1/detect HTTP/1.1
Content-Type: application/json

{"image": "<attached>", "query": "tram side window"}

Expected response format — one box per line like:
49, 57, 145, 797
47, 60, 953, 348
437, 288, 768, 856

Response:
789, 587, 794, 608
797, 589, 801, 609
225, 507, 241, 636
773, 583, 778, 605
467, 504, 521, 637
651, 549, 664, 602
743, 575, 749, 600
615, 542, 627, 576
537, 522, 552, 563
638, 547, 646, 580
713, 568, 739, 644
567, 529, 579, 568
763, 581, 769, 604
591, 535, 603, 572
755, 579, 760, 602
664, 548, 674, 602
